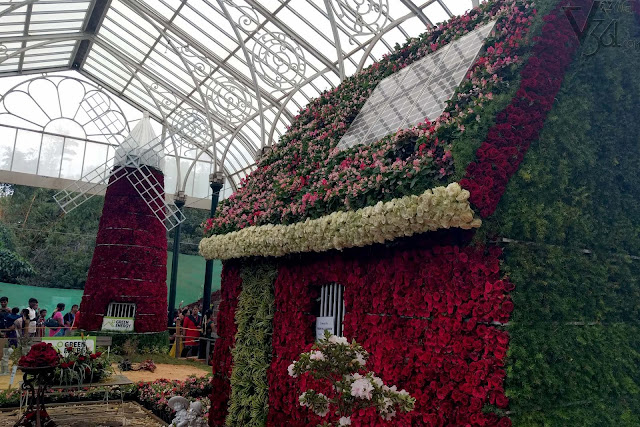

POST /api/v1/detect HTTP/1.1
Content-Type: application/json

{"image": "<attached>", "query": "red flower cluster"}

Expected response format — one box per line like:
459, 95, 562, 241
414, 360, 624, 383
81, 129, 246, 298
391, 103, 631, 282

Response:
78, 167, 168, 333
264, 243, 513, 426
460, 0, 585, 217
208, 263, 242, 427
19, 343, 59, 368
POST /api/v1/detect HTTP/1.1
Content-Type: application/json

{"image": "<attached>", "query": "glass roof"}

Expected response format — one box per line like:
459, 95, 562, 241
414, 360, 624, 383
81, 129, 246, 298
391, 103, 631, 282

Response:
0, 0, 481, 195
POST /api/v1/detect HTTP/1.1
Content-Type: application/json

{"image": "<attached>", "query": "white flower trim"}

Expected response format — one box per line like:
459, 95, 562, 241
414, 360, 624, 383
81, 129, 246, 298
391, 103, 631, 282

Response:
199, 182, 481, 260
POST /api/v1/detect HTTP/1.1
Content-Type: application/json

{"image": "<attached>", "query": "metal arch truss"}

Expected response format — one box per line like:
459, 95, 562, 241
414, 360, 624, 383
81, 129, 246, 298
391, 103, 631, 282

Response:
0, 0, 463, 199
0, 75, 130, 145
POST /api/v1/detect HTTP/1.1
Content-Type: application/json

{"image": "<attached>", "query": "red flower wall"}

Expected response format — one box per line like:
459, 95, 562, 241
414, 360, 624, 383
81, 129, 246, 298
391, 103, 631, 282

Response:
266, 240, 513, 427
78, 167, 167, 333
209, 262, 242, 427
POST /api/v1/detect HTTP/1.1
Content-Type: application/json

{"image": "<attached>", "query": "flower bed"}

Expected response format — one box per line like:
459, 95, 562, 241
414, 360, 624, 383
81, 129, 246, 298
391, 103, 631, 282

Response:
460, 0, 583, 217
208, 263, 242, 426
0, 375, 212, 425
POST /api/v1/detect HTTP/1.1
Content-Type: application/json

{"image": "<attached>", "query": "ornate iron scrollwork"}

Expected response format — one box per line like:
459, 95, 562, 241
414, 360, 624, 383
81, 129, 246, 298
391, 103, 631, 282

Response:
205, 76, 254, 125
0, 75, 129, 145
251, 32, 306, 90
330, 0, 390, 42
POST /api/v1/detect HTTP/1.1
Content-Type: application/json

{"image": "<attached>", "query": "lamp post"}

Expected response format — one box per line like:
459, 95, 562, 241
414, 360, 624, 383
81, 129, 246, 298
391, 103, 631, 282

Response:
202, 171, 224, 315
168, 191, 186, 326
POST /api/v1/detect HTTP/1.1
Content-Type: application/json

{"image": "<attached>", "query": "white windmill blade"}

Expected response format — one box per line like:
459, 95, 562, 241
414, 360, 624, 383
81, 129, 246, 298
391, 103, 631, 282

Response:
53, 134, 166, 214
126, 165, 186, 231
54, 163, 128, 213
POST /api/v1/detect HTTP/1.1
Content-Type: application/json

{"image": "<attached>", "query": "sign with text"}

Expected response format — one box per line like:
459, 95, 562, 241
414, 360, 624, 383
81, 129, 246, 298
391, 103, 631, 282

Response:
101, 316, 135, 332
42, 336, 96, 355
315, 316, 335, 339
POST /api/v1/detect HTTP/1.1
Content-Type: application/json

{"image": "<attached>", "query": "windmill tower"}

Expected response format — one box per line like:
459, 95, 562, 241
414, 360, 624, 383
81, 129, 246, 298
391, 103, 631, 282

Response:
54, 112, 185, 333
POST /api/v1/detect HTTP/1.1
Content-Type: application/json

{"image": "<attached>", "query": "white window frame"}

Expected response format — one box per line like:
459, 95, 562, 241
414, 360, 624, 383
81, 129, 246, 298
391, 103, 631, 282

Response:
318, 283, 345, 337
106, 302, 136, 318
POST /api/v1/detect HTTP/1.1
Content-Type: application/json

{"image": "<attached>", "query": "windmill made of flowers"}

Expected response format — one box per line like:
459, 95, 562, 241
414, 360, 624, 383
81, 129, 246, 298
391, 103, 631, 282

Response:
53, 111, 186, 231
53, 112, 191, 333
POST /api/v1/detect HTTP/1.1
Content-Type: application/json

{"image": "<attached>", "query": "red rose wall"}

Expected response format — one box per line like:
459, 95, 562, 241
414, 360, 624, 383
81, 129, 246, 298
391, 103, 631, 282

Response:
78, 167, 168, 333
266, 238, 513, 427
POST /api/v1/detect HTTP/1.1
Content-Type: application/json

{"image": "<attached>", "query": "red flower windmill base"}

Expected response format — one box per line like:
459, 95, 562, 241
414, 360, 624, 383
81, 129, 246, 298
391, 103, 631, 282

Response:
78, 115, 168, 333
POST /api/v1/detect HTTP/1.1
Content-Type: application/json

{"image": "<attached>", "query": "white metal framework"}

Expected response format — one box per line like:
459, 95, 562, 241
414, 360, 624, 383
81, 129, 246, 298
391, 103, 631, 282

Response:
319, 283, 345, 337
106, 301, 136, 318
0, 0, 482, 203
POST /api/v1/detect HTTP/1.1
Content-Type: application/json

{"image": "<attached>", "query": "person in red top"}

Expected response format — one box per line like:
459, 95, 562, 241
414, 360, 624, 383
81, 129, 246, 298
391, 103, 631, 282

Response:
180, 309, 200, 357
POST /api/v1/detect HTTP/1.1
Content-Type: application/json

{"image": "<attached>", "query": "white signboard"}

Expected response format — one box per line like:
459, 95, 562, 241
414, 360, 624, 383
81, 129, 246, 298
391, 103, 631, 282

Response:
101, 316, 135, 332
42, 336, 96, 355
9, 365, 17, 386
316, 316, 335, 339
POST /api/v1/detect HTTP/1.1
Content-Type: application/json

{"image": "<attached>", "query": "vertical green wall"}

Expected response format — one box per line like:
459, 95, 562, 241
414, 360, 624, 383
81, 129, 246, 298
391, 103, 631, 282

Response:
482, 5, 640, 426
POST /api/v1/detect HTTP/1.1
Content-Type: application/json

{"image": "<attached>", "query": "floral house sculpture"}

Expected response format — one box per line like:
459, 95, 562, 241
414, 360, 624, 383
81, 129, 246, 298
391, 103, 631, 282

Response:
78, 113, 168, 333
288, 332, 415, 426
202, 1, 640, 426
16, 343, 60, 427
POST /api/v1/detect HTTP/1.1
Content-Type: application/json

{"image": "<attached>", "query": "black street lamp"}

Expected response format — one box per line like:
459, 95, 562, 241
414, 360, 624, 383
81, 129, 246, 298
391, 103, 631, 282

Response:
168, 191, 186, 326
202, 171, 224, 315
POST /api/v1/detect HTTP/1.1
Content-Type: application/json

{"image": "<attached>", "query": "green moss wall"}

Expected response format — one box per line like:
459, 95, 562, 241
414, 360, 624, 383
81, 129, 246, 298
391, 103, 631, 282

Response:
483, 5, 640, 426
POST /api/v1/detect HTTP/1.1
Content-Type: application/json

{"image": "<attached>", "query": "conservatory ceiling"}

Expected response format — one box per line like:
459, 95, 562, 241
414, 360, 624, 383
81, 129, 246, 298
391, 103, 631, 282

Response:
0, 0, 479, 201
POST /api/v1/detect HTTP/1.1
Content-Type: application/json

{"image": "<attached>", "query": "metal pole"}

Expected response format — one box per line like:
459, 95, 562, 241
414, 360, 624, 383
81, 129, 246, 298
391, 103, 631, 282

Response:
202, 171, 224, 315
168, 191, 186, 326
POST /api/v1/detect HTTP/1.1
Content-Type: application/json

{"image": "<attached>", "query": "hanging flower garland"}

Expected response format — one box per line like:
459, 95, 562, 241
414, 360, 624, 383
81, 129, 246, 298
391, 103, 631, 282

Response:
200, 183, 480, 260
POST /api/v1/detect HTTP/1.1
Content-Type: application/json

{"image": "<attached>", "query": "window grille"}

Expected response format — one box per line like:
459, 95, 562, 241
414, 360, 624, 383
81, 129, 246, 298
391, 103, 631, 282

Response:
106, 302, 136, 318
318, 283, 345, 337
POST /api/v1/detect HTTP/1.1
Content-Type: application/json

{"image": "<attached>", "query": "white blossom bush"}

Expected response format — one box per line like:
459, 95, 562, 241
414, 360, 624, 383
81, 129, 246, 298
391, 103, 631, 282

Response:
288, 331, 415, 426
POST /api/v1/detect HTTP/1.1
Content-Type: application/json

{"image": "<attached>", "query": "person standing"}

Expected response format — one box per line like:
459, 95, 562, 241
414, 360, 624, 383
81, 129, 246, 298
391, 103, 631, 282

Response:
0, 297, 11, 338
48, 303, 65, 337
36, 309, 47, 337
180, 309, 199, 357
0, 297, 10, 314
63, 304, 78, 335
9, 309, 30, 346
26, 298, 38, 337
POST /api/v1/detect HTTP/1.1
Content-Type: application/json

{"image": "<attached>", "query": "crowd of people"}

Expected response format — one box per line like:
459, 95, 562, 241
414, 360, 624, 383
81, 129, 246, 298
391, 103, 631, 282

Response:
171, 306, 216, 359
0, 296, 80, 346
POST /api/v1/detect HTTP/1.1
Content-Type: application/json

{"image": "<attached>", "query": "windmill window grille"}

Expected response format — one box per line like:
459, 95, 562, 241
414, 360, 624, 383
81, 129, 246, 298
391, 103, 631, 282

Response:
318, 283, 345, 338
106, 302, 136, 319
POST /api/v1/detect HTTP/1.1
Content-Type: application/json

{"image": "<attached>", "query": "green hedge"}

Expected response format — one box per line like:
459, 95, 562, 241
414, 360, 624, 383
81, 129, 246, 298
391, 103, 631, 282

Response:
482, 4, 640, 426
87, 331, 170, 354
226, 262, 277, 426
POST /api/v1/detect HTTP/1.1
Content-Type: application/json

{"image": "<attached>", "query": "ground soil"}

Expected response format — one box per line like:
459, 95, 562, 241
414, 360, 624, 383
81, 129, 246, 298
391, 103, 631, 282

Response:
0, 363, 208, 391
118, 363, 209, 383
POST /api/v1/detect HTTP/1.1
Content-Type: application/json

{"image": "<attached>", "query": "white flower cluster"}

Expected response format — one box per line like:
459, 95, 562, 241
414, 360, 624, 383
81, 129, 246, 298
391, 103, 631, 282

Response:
200, 182, 481, 260
289, 332, 415, 424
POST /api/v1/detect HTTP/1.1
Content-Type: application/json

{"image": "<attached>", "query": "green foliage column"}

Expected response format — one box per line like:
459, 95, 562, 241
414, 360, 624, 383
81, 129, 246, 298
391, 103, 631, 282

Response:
481, 4, 640, 426
226, 262, 278, 426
